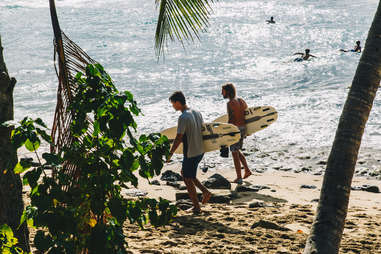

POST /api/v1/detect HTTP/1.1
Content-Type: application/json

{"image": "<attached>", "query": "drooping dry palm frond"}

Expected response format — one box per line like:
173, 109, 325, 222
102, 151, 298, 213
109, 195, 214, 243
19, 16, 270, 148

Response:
49, 0, 96, 179
155, 0, 217, 57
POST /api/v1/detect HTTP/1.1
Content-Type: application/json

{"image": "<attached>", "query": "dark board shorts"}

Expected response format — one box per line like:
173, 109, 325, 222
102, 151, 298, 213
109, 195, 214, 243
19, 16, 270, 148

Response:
230, 126, 246, 152
182, 153, 204, 178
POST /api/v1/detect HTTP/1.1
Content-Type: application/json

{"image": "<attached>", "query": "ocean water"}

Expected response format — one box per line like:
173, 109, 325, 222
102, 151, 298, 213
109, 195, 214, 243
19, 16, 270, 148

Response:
0, 0, 380, 152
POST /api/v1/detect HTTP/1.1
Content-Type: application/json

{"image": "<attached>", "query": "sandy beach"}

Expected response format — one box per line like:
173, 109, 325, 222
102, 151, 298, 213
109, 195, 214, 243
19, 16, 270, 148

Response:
22, 142, 381, 254
121, 160, 381, 254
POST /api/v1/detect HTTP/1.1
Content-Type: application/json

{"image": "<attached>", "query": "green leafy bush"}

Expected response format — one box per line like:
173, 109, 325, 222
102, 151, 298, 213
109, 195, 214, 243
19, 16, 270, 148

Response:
10, 64, 177, 253
0, 224, 29, 254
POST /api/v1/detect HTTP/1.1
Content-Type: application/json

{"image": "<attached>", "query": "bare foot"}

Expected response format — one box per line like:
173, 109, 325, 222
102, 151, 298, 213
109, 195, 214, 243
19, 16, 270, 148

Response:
243, 171, 252, 179
202, 191, 212, 204
232, 178, 243, 184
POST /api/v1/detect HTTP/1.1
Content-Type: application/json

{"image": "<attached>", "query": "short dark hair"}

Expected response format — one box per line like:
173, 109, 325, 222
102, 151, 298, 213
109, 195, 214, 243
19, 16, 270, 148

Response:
169, 91, 186, 105
222, 83, 236, 98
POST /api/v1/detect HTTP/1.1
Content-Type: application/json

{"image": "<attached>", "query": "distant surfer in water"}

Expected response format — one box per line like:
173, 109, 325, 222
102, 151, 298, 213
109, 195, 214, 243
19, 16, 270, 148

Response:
340, 40, 361, 53
266, 16, 275, 24
293, 49, 316, 62
167, 91, 211, 214
221, 83, 252, 184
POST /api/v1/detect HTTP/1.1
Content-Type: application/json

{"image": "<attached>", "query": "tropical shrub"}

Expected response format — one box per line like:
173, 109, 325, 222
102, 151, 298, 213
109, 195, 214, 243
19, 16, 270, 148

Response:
9, 64, 176, 254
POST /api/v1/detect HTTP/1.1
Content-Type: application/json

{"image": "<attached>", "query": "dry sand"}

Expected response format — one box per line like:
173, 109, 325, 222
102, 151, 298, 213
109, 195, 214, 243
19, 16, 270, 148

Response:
21, 145, 381, 253
121, 162, 381, 254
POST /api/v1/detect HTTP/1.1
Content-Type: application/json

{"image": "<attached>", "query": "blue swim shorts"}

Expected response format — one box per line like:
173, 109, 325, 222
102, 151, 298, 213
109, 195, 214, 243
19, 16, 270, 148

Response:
182, 153, 204, 178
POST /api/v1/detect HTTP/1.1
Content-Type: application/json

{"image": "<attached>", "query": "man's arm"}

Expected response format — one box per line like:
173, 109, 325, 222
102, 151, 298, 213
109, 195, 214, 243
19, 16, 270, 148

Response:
227, 103, 234, 124
293, 52, 303, 55
310, 54, 317, 58
166, 133, 183, 162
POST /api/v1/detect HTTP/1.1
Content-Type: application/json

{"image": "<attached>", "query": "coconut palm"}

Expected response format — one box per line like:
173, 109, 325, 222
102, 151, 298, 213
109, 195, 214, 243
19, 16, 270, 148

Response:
0, 35, 30, 252
303, 2, 381, 254
154, 0, 216, 56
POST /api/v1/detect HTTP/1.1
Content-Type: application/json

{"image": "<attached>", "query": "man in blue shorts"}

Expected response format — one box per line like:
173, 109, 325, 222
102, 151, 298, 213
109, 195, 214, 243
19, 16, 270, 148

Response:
166, 91, 211, 214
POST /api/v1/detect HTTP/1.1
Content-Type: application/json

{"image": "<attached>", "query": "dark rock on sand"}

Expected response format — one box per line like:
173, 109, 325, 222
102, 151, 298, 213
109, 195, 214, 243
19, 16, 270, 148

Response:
166, 181, 181, 189
362, 185, 380, 193
161, 170, 182, 182
202, 174, 231, 189
352, 185, 380, 193
249, 201, 266, 208
210, 195, 231, 204
300, 185, 317, 189
235, 185, 270, 192
317, 160, 327, 165
151, 180, 160, 185
175, 191, 231, 204
251, 219, 290, 231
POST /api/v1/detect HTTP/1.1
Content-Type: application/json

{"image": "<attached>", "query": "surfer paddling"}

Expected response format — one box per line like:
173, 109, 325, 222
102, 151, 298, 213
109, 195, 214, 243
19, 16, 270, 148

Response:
166, 91, 212, 214
221, 83, 252, 184
293, 49, 316, 61
266, 16, 276, 24
340, 40, 361, 53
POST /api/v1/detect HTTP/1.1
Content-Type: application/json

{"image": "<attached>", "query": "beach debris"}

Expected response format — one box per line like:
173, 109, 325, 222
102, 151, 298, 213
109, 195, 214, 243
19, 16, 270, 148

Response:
300, 184, 317, 189
251, 219, 290, 231
160, 170, 182, 182
202, 173, 231, 189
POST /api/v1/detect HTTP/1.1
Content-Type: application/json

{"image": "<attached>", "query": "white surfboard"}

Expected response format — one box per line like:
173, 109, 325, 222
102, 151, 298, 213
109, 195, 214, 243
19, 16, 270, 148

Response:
213, 106, 278, 136
161, 122, 241, 154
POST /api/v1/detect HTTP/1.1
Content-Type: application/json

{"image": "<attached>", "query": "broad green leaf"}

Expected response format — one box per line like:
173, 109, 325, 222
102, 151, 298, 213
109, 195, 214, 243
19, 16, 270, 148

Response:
25, 138, 40, 152
14, 162, 25, 174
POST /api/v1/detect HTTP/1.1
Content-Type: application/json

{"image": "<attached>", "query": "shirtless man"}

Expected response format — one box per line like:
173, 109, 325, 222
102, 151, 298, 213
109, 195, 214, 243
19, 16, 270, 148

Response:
166, 91, 211, 214
340, 40, 361, 53
293, 49, 316, 61
221, 83, 252, 184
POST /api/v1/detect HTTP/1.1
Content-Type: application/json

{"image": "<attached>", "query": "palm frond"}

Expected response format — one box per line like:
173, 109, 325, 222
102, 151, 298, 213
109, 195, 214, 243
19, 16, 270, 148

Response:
155, 0, 216, 57
49, 0, 97, 182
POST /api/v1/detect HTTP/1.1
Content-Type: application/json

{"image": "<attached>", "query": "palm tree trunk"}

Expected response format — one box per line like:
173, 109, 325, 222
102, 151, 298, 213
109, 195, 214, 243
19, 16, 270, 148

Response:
304, 3, 381, 254
0, 35, 30, 252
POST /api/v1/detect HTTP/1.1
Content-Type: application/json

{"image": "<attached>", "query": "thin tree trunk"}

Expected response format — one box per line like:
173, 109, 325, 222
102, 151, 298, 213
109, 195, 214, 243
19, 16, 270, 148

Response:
304, 3, 381, 254
0, 35, 30, 252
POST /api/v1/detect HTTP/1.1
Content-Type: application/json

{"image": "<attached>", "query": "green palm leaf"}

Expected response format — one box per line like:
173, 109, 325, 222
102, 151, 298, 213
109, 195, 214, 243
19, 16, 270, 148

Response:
155, 0, 216, 57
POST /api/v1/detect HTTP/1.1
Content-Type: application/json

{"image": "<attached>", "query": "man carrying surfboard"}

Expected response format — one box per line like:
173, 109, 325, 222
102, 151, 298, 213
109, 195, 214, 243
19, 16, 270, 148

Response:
166, 91, 212, 214
222, 83, 252, 184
